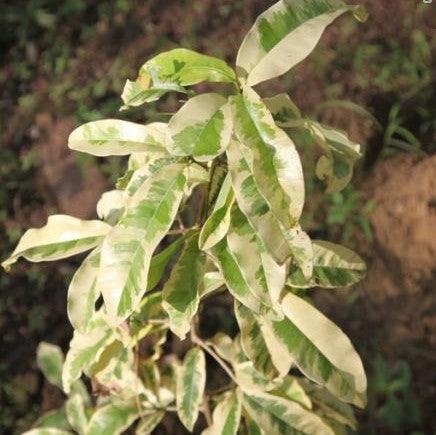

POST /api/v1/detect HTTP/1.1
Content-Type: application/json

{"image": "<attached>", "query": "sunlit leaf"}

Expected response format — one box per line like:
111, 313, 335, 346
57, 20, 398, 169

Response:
96, 190, 126, 223
236, 0, 366, 85
2, 215, 111, 270
122, 48, 236, 107
263, 93, 301, 127
98, 163, 187, 324
68, 120, 168, 156
135, 411, 165, 434
22, 429, 72, 435
36, 342, 64, 388
65, 393, 87, 434
177, 347, 206, 431
168, 93, 232, 161
34, 409, 70, 431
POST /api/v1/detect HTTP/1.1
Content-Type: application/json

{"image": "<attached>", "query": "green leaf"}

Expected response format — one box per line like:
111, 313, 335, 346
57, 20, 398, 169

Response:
199, 173, 234, 250
235, 302, 280, 380
200, 271, 225, 298
263, 93, 301, 126
121, 48, 236, 107
65, 393, 88, 434
177, 347, 206, 431
236, 0, 366, 86
272, 376, 313, 409
147, 232, 192, 291
67, 248, 100, 333
168, 93, 232, 161
308, 121, 362, 192
230, 87, 305, 229
288, 240, 366, 288
36, 342, 64, 388
202, 390, 242, 435
162, 232, 206, 339
62, 315, 116, 393
242, 390, 335, 435
226, 139, 313, 275
85, 399, 139, 435
210, 238, 273, 318
272, 293, 367, 407
68, 120, 168, 156
34, 409, 70, 430
227, 207, 285, 313
2, 215, 111, 270
98, 163, 187, 324
135, 411, 165, 434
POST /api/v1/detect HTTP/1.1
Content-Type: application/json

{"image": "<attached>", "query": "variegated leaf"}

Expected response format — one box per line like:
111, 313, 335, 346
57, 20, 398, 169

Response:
162, 232, 206, 339
235, 302, 279, 380
200, 271, 225, 298
210, 238, 273, 318
22, 430, 72, 435
65, 394, 87, 434
231, 87, 305, 229
226, 139, 313, 275
62, 315, 116, 393
168, 93, 232, 161
98, 163, 186, 324
135, 411, 165, 434
272, 293, 367, 407
242, 390, 335, 435
288, 240, 366, 288
202, 390, 242, 435
263, 93, 301, 127
227, 207, 285, 313
36, 342, 64, 388
96, 190, 126, 223
308, 121, 362, 192
68, 120, 168, 156
272, 376, 312, 409
2, 215, 111, 270
67, 247, 100, 333
85, 399, 139, 435
34, 409, 70, 430
199, 173, 234, 250
177, 347, 206, 432
122, 48, 236, 107
236, 0, 366, 86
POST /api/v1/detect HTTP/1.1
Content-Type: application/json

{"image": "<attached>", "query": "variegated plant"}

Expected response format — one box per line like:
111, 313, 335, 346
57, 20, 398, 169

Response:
4, 1, 369, 434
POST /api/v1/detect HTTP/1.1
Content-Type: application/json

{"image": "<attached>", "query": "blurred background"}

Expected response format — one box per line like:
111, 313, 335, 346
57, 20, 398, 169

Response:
0, 0, 434, 433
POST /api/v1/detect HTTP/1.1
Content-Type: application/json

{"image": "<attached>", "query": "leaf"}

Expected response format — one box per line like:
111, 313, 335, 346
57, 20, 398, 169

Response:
168, 93, 232, 161
226, 139, 313, 275
96, 190, 126, 223
68, 120, 168, 156
272, 293, 367, 407
263, 93, 301, 126
85, 399, 139, 435
65, 394, 88, 434
34, 409, 70, 430
67, 248, 100, 333
308, 121, 362, 192
200, 271, 225, 298
135, 411, 165, 434
202, 390, 242, 435
199, 173, 234, 250
230, 87, 305, 229
236, 0, 366, 86
62, 315, 116, 393
23, 429, 72, 435
121, 48, 236, 107
98, 163, 187, 324
2, 215, 111, 270
227, 207, 285, 313
147, 232, 192, 291
235, 302, 279, 380
272, 376, 312, 409
36, 342, 64, 388
162, 232, 206, 339
242, 390, 335, 435
177, 347, 206, 431
288, 240, 366, 289
210, 238, 272, 318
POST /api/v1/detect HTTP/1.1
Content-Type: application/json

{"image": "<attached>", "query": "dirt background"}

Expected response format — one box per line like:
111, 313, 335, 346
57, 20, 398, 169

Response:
0, 0, 435, 433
